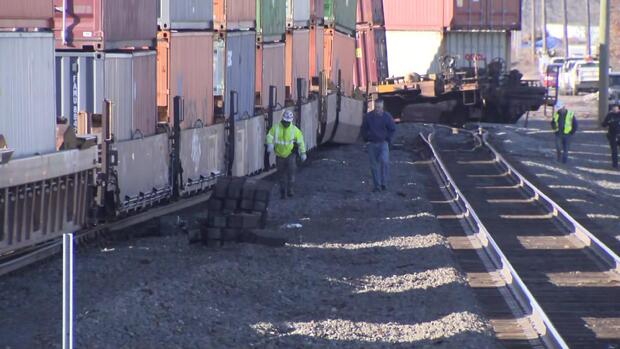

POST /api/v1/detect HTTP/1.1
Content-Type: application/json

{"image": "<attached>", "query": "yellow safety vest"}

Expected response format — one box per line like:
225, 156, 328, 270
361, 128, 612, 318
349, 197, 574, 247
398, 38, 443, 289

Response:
553, 111, 574, 135
266, 123, 306, 158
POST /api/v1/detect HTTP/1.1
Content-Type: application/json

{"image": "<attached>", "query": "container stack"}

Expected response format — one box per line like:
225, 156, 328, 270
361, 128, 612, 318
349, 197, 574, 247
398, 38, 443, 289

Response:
157, 1, 215, 128
255, 0, 286, 109
284, 0, 312, 103
323, 0, 358, 97
53, 0, 158, 141
382, 0, 521, 78
354, 0, 388, 90
0, 0, 57, 158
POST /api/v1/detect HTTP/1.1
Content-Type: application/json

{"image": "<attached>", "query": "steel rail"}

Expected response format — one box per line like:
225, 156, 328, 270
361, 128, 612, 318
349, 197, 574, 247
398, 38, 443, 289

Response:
0, 169, 277, 278
420, 129, 570, 349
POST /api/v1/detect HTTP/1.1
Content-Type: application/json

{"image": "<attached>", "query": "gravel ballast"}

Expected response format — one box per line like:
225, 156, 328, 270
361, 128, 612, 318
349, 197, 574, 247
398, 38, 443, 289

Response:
0, 124, 498, 349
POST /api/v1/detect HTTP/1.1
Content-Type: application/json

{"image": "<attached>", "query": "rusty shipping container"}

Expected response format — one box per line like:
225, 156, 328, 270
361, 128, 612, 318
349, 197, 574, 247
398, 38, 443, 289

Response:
157, 0, 214, 30
157, 31, 214, 129
286, 29, 310, 100
324, 29, 355, 96
214, 0, 256, 30
356, 0, 383, 25
0, 0, 53, 29
355, 26, 388, 89
255, 42, 286, 109
56, 50, 158, 141
383, 0, 521, 31
52, 0, 157, 50
214, 31, 256, 120
0, 32, 56, 159
309, 25, 324, 78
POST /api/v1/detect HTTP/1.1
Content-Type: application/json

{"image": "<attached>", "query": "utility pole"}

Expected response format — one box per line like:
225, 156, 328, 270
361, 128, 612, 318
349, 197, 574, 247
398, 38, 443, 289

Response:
585, 0, 592, 57
599, 0, 610, 123
541, 0, 547, 55
531, 0, 537, 61
562, 0, 569, 57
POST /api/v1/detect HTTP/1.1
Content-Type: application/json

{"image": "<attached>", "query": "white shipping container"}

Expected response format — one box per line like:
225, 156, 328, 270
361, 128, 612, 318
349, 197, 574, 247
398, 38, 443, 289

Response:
56, 50, 157, 141
287, 0, 311, 28
386, 30, 511, 77
0, 32, 56, 159
158, 0, 214, 30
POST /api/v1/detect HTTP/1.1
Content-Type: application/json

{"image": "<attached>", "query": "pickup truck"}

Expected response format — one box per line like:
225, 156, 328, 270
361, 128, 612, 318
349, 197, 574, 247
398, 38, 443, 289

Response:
570, 61, 599, 95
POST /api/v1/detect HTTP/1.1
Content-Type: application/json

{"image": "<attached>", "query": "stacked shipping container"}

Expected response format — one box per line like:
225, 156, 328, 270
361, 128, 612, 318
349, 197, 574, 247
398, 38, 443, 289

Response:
354, 0, 388, 89
382, 0, 521, 78
323, 0, 358, 96
256, 0, 286, 109
283, 0, 312, 102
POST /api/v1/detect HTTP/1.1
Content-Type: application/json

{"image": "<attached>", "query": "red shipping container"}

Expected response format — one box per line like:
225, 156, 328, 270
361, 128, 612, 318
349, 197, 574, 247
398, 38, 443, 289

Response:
53, 0, 156, 50
356, 0, 384, 26
256, 42, 286, 109
214, 0, 256, 30
0, 0, 53, 28
157, 31, 215, 129
383, 0, 521, 31
286, 29, 310, 101
324, 29, 355, 96
355, 26, 388, 89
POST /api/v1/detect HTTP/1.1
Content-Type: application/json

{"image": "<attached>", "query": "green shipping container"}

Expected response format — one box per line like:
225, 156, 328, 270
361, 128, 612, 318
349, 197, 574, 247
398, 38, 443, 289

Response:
324, 0, 357, 34
256, 0, 287, 42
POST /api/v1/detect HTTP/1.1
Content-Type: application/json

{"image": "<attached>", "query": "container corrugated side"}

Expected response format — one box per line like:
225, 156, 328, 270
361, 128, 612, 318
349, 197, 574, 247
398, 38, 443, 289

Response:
443, 31, 511, 70
290, 29, 310, 100
157, 31, 214, 129
286, 0, 311, 28
218, 31, 256, 120
257, 0, 287, 42
0, 0, 53, 29
157, 0, 214, 30
214, 0, 256, 30
324, 0, 357, 34
383, 0, 444, 31
256, 42, 286, 109
0, 32, 56, 158
309, 25, 324, 78
355, 26, 388, 89
53, 0, 157, 50
311, 0, 324, 23
325, 30, 355, 96
356, 0, 383, 25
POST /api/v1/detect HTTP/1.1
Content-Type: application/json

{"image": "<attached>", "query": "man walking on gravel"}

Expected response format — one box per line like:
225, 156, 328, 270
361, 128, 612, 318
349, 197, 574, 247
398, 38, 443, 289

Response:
551, 101, 578, 164
602, 104, 620, 168
266, 110, 307, 199
361, 99, 396, 192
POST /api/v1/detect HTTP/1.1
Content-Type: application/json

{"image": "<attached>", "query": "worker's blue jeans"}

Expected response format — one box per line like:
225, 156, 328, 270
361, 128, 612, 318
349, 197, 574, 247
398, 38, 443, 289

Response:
555, 134, 571, 163
368, 141, 389, 190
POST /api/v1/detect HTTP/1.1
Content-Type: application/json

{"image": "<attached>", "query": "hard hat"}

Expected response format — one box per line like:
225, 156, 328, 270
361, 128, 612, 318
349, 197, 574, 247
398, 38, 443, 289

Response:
555, 100, 565, 110
283, 110, 294, 122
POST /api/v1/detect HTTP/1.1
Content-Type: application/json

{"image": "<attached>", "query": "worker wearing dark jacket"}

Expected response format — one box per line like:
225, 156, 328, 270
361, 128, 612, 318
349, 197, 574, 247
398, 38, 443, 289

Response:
602, 104, 620, 168
551, 101, 578, 164
361, 99, 396, 192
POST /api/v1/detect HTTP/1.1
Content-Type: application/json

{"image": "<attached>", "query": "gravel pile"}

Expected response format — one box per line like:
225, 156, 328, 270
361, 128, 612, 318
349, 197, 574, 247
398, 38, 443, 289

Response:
0, 124, 498, 349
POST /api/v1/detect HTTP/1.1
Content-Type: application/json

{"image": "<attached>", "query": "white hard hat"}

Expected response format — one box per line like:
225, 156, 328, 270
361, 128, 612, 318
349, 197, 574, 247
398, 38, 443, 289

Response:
283, 110, 294, 122
555, 100, 565, 109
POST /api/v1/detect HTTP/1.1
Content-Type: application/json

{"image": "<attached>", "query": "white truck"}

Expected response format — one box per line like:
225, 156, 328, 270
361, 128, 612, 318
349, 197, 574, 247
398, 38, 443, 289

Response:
569, 60, 600, 95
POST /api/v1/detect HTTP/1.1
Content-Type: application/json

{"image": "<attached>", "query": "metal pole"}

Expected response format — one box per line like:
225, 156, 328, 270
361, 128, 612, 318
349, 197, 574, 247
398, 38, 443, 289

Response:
586, 0, 592, 56
172, 96, 184, 200
531, 0, 537, 61
562, 0, 569, 57
62, 233, 74, 349
599, 0, 610, 124
541, 0, 547, 55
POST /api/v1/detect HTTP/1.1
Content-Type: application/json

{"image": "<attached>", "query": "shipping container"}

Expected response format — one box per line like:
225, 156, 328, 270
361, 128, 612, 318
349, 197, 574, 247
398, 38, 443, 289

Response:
214, 0, 256, 30
256, 0, 287, 42
355, 26, 388, 89
309, 25, 324, 78
157, 31, 214, 129
324, 29, 356, 96
256, 42, 286, 109
157, 0, 214, 30
356, 0, 383, 26
385, 30, 510, 77
56, 50, 158, 141
0, 0, 53, 29
311, 0, 324, 23
324, 0, 357, 34
214, 31, 256, 120
286, 29, 310, 100
286, 0, 311, 28
52, 0, 157, 50
383, 0, 521, 31
0, 32, 56, 159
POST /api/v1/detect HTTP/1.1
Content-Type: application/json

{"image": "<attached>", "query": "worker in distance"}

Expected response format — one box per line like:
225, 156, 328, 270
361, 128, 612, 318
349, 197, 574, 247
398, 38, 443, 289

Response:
266, 110, 306, 199
551, 101, 578, 164
602, 104, 620, 169
361, 99, 396, 192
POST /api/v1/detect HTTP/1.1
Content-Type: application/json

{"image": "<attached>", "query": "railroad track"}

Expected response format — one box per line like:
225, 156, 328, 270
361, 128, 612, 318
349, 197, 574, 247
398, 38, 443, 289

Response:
420, 126, 620, 349
0, 170, 276, 277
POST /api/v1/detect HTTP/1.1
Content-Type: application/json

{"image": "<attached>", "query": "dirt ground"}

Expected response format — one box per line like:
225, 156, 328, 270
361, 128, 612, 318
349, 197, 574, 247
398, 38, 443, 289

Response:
485, 96, 620, 254
0, 124, 499, 349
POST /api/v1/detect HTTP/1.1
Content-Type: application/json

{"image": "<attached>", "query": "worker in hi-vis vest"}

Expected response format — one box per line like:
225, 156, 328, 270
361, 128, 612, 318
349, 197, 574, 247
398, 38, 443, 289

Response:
266, 110, 306, 199
551, 101, 578, 164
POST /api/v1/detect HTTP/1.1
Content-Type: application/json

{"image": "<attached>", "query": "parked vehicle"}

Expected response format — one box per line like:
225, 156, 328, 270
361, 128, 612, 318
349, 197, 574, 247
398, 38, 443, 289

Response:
543, 63, 562, 88
558, 58, 583, 95
610, 72, 620, 106
569, 60, 600, 95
